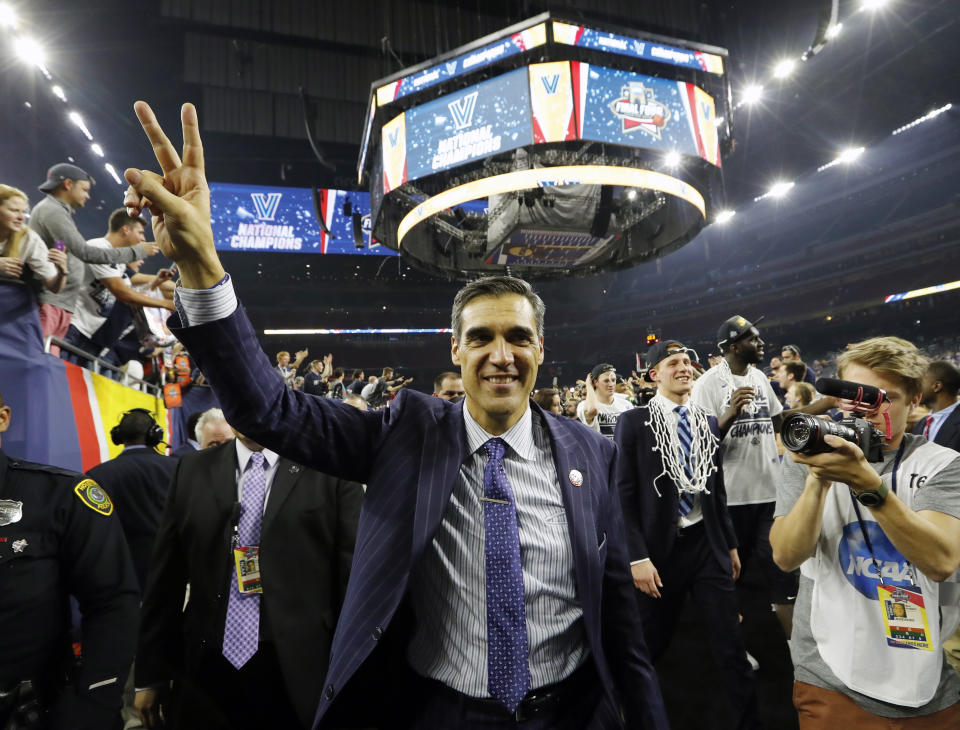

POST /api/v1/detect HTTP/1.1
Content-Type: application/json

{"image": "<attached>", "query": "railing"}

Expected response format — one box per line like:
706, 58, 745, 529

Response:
43, 336, 162, 397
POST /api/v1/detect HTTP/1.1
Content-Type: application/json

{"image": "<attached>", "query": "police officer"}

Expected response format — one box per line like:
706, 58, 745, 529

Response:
0, 391, 138, 729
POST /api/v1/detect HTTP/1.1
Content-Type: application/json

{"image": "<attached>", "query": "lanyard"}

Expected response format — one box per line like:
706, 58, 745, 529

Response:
849, 439, 911, 584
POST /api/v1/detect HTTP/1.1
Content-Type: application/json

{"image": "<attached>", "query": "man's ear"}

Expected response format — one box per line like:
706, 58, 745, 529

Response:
648, 367, 659, 383
0, 405, 11, 435
536, 336, 544, 366
451, 335, 460, 366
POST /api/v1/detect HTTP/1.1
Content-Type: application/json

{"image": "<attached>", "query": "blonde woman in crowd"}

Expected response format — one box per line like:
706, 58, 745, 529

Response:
0, 184, 67, 293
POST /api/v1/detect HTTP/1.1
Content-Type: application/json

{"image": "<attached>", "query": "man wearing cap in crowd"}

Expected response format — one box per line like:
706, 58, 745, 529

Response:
690, 315, 833, 643
615, 340, 760, 728
579, 363, 634, 439
29, 163, 158, 354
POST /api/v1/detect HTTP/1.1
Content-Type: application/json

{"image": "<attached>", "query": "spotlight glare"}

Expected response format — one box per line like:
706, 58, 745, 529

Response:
0, 3, 17, 28
715, 209, 736, 224
51, 85, 67, 102
15, 37, 45, 68
626, 189, 637, 200
741, 84, 764, 105
68, 111, 94, 140
825, 23, 843, 39
768, 181, 795, 199
861, 0, 889, 10
837, 146, 865, 164
91, 143, 105, 157
104, 163, 123, 185
663, 150, 681, 168
773, 59, 797, 79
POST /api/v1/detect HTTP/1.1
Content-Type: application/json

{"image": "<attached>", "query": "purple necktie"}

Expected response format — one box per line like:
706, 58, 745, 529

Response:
482, 437, 530, 712
676, 406, 695, 516
222, 451, 266, 669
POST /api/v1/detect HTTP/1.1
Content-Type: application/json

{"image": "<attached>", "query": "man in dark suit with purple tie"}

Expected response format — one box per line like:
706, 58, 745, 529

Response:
122, 101, 667, 729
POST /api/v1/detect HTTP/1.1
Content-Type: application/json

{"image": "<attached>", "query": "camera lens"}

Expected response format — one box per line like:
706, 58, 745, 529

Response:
782, 414, 820, 452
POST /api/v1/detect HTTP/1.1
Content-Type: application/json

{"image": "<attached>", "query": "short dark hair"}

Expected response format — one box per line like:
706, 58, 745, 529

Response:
928, 360, 960, 396
532, 388, 558, 410
781, 360, 806, 382
116, 409, 156, 444
451, 275, 545, 343
434, 371, 461, 393
381, 366, 394, 377
352, 369, 364, 379
108, 208, 146, 234
333, 367, 344, 379
782, 344, 802, 357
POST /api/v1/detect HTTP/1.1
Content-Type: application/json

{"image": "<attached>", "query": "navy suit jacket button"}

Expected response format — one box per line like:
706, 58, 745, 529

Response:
372, 626, 383, 640
325, 684, 335, 700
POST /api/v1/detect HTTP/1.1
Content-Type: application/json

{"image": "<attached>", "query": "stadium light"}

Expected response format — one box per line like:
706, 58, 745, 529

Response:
861, 0, 890, 10
626, 189, 637, 200
15, 37, 46, 69
51, 85, 67, 102
0, 3, 17, 28
768, 181, 794, 199
741, 84, 764, 106
91, 143, 104, 157
773, 59, 797, 79
663, 150, 681, 168
836, 146, 865, 164
68, 111, 93, 140
825, 23, 843, 39
715, 209, 736, 224
104, 163, 122, 185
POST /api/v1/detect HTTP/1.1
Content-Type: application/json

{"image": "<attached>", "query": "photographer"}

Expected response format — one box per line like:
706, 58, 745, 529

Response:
771, 337, 960, 726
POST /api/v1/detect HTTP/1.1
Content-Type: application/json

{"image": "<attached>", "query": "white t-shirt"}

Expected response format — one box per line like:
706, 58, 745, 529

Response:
71, 237, 127, 338
0, 228, 56, 283
577, 393, 633, 439
690, 363, 783, 505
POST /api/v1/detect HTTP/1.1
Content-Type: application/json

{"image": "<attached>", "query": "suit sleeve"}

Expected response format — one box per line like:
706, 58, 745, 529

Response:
613, 412, 650, 562
710, 419, 738, 551
135, 460, 188, 688
169, 304, 383, 484
600, 444, 669, 729
53, 478, 139, 730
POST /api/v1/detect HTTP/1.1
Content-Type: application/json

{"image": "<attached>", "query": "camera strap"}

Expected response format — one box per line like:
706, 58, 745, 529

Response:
849, 439, 910, 580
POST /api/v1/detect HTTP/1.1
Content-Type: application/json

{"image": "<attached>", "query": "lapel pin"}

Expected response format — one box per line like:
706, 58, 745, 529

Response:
568, 469, 583, 487
289, 464, 302, 474
12, 539, 27, 553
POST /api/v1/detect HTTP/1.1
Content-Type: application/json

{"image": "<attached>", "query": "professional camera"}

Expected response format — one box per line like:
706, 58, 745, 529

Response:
780, 377, 887, 462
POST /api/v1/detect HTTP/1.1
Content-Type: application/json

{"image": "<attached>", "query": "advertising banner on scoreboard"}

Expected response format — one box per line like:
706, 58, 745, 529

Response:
403, 67, 534, 181
209, 183, 397, 256
375, 23, 547, 106
572, 63, 720, 167
552, 21, 724, 76
528, 62, 576, 143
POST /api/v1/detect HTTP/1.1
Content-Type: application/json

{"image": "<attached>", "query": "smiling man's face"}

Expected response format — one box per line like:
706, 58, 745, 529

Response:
452, 293, 543, 435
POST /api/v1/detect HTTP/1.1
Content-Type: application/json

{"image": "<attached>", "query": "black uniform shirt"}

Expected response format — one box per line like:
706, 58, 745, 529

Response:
0, 448, 138, 728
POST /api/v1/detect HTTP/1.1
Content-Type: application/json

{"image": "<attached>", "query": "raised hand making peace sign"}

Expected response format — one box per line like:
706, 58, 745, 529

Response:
124, 102, 225, 290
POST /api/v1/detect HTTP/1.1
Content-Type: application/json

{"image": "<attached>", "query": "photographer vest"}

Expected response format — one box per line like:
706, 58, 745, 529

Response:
804, 438, 960, 707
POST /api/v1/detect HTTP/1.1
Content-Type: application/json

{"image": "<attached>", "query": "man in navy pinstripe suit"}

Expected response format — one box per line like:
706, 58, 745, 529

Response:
123, 101, 667, 729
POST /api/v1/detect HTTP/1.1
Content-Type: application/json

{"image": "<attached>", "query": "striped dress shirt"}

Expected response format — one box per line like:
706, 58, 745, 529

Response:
406, 404, 587, 696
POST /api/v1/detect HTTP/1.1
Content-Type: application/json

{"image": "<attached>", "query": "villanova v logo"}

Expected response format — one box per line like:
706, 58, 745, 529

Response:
540, 74, 560, 95
387, 127, 401, 147
448, 91, 479, 131
251, 192, 282, 221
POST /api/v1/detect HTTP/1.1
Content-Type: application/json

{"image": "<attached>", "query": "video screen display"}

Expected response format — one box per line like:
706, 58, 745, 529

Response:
210, 183, 397, 256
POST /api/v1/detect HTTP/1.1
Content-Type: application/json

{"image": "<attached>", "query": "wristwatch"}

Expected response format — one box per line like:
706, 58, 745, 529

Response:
852, 479, 889, 508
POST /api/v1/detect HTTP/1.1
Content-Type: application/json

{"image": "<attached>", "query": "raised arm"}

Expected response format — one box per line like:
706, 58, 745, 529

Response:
35, 202, 157, 263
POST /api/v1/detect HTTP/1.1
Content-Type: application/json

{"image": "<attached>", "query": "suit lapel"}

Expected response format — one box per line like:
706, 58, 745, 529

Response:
261, 459, 299, 536
211, 443, 240, 517
539, 408, 600, 596
410, 400, 466, 560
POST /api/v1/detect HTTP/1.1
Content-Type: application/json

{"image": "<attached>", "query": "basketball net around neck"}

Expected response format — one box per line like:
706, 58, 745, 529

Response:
645, 397, 719, 498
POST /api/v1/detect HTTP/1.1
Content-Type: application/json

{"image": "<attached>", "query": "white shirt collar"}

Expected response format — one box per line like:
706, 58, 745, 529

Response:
651, 392, 690, 413
462, 401, 537, 461
234, 437, 278, 471
932, 400, 959, 423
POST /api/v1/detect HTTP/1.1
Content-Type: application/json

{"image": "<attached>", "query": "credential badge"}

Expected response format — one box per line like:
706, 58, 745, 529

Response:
568, 469, 584, 487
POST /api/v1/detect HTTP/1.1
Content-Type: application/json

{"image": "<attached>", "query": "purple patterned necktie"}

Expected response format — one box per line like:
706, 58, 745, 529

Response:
676, 406, 695, 516
222, 451, 267, 669
482, 437, 530, 712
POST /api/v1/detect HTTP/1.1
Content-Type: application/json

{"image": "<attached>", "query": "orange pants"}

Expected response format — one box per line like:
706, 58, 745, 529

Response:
794, 681, 960, 729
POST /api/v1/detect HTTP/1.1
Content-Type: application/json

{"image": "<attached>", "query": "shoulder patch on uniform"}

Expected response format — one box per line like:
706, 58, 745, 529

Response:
74, 479, 113, 516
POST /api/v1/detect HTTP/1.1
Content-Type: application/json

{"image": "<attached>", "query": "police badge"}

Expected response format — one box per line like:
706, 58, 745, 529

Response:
0, 499, 23, 526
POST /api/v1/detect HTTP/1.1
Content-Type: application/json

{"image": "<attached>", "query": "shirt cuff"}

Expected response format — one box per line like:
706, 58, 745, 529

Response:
629, 558, 651, 565
174, 273, 237, 327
